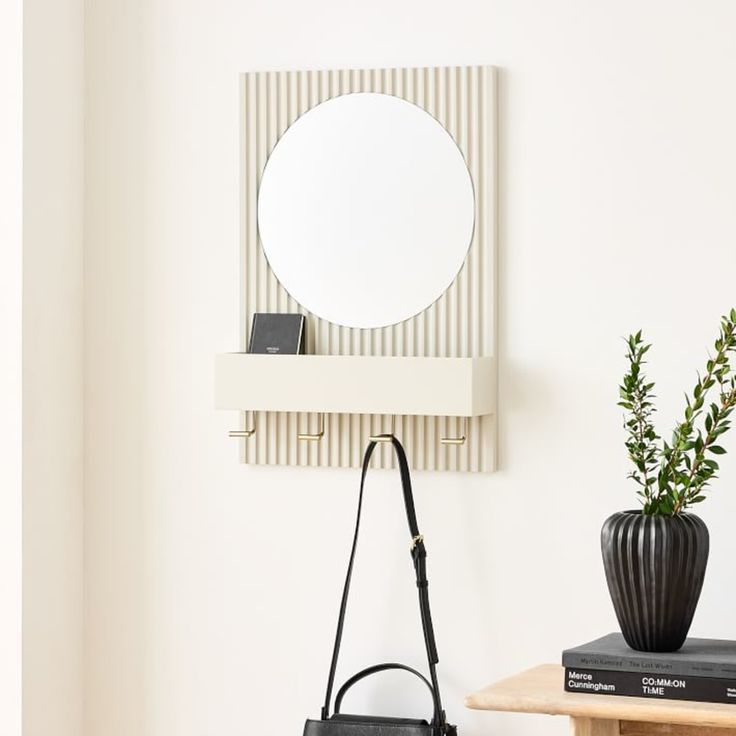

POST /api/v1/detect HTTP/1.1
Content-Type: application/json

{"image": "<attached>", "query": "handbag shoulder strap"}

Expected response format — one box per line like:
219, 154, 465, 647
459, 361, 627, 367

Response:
320, 436, 446, 728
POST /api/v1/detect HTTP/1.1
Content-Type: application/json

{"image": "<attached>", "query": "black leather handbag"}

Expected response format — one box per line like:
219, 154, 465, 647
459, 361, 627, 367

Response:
304, 436, 457, 736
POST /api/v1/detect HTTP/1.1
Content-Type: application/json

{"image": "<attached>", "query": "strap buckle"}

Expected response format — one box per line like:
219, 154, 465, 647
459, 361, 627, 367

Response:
410, 534, 424, 550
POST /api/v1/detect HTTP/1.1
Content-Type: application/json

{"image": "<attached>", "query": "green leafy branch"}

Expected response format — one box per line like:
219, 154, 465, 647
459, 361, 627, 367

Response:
618, 332, 660, 511
620, 309, 736, 516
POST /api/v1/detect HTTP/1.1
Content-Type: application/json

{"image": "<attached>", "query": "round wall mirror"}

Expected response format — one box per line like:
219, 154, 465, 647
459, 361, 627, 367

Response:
257, 92, 475, 329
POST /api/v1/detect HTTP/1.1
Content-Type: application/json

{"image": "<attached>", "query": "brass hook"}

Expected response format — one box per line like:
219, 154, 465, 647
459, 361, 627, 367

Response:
369, 415, 397, 443
441, 416, 469, 446
298, 413, 325, 441
229, 410, 256, 439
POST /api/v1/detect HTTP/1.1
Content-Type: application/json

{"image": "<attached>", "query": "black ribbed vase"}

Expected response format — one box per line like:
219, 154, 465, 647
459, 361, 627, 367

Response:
601, 511, 709, 653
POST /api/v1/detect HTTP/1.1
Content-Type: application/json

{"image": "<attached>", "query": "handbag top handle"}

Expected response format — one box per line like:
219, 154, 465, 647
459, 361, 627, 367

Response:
320, 436, 446, 729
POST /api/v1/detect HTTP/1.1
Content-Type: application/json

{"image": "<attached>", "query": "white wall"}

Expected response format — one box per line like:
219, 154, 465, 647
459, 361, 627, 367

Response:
0, 1, 24, 734
84, 1, 736, 735
22, 0, 85, 734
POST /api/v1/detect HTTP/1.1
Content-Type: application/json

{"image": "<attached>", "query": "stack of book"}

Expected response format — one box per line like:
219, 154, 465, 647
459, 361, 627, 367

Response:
562, 633, 736, 705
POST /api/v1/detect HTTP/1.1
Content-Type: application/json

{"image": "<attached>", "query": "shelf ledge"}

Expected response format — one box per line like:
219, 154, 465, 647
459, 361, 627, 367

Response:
215, 354, 495, 418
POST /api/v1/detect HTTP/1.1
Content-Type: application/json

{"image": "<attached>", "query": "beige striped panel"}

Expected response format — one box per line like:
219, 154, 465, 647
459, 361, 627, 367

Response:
238, 66, 497, 471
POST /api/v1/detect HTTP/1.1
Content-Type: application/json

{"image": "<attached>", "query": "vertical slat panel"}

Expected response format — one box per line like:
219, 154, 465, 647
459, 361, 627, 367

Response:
237, 66, 497, 471
238, 74, 253, 463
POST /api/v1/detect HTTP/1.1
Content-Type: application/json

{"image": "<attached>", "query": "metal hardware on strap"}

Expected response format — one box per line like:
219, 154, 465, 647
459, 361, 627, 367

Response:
410, 534, 424, 550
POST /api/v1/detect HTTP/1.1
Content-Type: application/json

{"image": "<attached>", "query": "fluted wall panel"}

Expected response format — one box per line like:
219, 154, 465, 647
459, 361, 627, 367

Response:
237, 65, 497, 471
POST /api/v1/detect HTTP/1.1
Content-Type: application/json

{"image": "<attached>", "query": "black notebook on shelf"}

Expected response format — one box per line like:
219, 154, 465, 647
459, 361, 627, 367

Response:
248, 313, 306, 355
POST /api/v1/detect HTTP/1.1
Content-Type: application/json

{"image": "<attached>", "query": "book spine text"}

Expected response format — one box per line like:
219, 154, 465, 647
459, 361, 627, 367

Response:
564, 668, 736, 705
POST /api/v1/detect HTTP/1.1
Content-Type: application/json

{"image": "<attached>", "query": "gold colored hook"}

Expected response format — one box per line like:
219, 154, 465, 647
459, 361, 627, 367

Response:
298, 413, 325, 441
441, 416, 469, 446
369, 414, 397, 443
229, 410, 256, 439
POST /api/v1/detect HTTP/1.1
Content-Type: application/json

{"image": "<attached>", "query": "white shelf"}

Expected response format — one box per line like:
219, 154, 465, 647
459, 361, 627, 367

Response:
214, 354, 495, 417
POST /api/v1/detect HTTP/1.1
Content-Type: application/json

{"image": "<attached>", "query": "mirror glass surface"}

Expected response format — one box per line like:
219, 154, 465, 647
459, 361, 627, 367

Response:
257, 92, 475, 329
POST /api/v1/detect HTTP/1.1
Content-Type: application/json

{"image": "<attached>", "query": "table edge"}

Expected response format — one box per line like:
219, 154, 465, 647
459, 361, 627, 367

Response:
465, 664, 736, 728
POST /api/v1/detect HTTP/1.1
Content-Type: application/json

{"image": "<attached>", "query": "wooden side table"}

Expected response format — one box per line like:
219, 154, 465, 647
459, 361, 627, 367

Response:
466, 664, 736, 735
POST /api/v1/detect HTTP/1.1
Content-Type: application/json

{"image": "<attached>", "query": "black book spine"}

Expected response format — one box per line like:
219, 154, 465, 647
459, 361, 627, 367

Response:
564, 668, 736, 705
562, 653, 736, 679
562, 652, 736, 679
